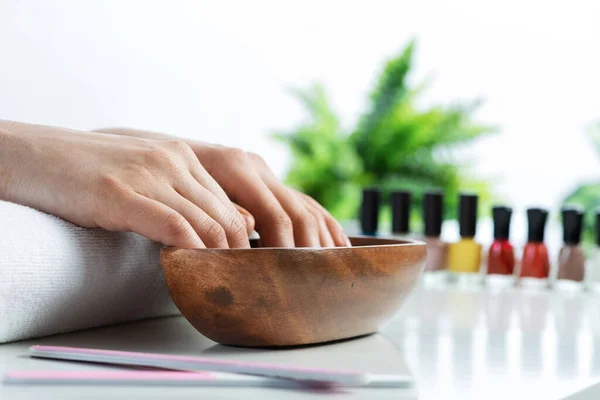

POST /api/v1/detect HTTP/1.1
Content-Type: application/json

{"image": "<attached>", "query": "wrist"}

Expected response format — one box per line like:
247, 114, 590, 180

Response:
0, 127, 17, 200
0, 122, 46, 204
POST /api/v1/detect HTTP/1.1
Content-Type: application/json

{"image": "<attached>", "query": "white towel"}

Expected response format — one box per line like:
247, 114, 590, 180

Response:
0, 200, 179, 343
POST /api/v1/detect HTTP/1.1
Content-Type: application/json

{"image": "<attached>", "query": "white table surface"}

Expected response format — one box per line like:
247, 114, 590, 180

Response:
1, 279, 600, 399
0, 316, 415, 399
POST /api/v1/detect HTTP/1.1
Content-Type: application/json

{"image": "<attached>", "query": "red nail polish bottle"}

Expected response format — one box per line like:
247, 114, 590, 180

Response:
519, 208, 550, 282
487, 206, 515, 276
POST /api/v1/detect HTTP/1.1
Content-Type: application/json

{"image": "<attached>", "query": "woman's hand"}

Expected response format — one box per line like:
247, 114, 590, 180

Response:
95, 128, 351, 248
0, 121, 350, 249
0, 120, 254, 249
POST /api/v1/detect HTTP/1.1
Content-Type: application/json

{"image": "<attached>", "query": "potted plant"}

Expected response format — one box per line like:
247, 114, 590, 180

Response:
273, 40, 496, 229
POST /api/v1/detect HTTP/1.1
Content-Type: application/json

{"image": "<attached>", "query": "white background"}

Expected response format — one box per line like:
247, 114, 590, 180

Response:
1, 0, 599, 221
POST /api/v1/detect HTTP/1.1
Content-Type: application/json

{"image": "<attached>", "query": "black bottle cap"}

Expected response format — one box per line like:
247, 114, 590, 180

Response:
526, 208, 548, 243
391, 191, 411, 234
423, 191, 444, 237
562, 207, 583, 245
360, 188, 380, 235
458, 193, 478, 237
492, 206, 512, 240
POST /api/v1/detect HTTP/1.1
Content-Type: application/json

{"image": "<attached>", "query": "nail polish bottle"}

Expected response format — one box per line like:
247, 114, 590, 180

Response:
587, 210, 600, 292
556, 207, 585, 289
486, 206, 516, 284
518, 208, 550, 287
360, 188, 380, 236
448, 194, 482, 282
391, 190, 411, 238
422, 191, 448, 283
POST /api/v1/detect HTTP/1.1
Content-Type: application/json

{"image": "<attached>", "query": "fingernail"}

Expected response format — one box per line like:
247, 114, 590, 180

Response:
342, 233, 352, 247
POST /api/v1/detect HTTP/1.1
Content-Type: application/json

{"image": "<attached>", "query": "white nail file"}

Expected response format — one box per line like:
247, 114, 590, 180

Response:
27, 345, 413, 387
4, 370, 413, 388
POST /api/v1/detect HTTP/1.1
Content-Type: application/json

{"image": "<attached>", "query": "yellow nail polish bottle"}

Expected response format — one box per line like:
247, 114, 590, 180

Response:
448, 194, 482, 274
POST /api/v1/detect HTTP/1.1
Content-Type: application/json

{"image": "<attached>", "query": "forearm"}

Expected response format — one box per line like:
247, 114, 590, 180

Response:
0, 120, 76, 203
0, 121, 30, 202
0, 127, 13, 200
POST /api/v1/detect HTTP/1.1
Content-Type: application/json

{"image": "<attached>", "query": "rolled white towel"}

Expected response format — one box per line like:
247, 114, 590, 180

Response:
0, 200, 179, 343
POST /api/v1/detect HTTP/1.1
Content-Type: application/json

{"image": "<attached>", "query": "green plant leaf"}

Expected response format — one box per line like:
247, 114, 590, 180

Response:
352, 40, 416, 161
273, 39, 496, 224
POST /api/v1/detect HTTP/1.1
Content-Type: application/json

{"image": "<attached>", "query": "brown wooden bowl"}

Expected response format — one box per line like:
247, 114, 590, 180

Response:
160, 236, 426, 347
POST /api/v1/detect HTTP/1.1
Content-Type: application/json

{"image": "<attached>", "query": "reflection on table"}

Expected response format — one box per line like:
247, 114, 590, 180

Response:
387, 282, 600, 399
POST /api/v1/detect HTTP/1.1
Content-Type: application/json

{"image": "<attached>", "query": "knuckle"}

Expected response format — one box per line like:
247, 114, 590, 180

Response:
166, 139, 188, 151
163, 212, 193, 239
145, 147, 186, 174
244, 213, 256, 231
271, 211, 293, 232
224, 147, 248, 163
295, 210, 318, 230
225, 215, 248, 240
123, 161, 154, 182
91, 191, 125, 230
167, 140, 195, 158
97, 174, 125, 195
145, 146, 173, 165
247, 152, 265, 164
203, 220, 228, 246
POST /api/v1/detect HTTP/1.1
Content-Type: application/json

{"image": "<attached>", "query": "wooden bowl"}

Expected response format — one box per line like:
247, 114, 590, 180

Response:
160, 237, 426, 347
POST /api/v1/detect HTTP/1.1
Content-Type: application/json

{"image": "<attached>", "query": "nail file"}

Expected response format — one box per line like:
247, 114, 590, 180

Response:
4, 370, 413, 388
3, 371, 314, 388
29, 346, 376, 385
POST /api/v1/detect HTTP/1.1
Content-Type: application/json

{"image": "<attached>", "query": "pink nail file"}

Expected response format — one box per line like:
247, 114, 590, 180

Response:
28, 346, 380, 385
